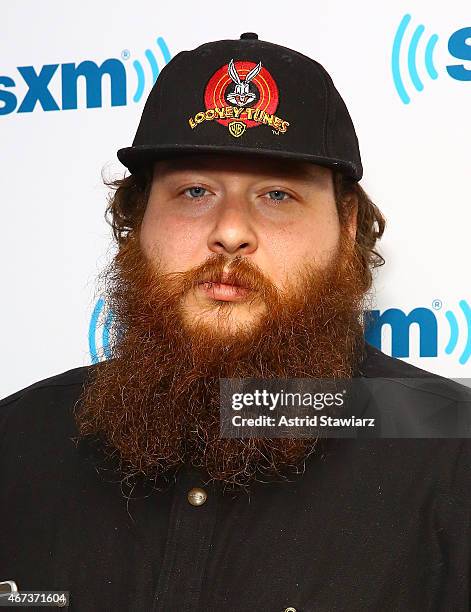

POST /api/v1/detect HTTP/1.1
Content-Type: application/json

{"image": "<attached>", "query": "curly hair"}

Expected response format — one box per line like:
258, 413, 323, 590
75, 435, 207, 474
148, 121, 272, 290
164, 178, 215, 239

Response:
103, 163, 386, 290
332, 171, 386, 290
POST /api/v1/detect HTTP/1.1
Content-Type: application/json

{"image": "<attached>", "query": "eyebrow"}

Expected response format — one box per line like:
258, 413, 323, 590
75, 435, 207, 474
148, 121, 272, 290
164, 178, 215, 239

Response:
154, 158, 325, 183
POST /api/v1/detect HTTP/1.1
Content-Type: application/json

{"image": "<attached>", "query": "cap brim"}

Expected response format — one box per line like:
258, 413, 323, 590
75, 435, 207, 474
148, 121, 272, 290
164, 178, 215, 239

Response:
116, 144, 362, 181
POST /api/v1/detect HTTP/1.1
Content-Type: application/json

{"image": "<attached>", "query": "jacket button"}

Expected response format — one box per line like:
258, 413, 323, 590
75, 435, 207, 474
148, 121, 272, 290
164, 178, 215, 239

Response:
284, 608, 297, 612
187, 487, 207, 506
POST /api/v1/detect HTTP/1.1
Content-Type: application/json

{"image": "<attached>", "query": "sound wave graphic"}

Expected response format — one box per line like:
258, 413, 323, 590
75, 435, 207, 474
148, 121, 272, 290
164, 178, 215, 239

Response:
444, 300, 471, 365
132, 36, 171, 103
88, 297, 113, 364
392, 14, 439, 104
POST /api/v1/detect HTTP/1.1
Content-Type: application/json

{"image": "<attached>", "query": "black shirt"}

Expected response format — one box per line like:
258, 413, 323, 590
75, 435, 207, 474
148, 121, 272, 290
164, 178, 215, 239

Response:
1, 343, 470, 612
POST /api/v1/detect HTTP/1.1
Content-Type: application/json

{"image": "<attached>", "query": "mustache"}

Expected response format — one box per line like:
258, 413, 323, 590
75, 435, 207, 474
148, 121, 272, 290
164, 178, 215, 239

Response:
161, 252, 281, 302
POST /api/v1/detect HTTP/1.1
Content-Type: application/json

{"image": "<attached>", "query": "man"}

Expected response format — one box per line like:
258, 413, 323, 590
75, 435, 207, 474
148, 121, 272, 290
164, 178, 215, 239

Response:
1, 33, 470, 611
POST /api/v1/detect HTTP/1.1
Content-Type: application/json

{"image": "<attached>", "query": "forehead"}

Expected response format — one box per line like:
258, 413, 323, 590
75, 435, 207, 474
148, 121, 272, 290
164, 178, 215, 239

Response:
152, 153, 331, 182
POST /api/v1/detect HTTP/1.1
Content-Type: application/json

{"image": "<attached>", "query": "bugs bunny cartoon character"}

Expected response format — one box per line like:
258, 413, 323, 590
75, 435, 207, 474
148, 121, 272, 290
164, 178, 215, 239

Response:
226, 59, 262, 107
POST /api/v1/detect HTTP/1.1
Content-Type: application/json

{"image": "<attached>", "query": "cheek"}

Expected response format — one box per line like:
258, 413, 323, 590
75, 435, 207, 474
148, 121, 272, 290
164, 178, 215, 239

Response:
309, 214, 341, 257
139, 211, 205, 272
265, 212, 341, 283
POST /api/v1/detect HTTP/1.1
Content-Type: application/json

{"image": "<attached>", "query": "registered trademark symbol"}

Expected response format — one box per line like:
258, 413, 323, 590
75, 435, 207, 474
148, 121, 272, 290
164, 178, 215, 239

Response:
121, 49, 130, 60
432, 299, 442, 310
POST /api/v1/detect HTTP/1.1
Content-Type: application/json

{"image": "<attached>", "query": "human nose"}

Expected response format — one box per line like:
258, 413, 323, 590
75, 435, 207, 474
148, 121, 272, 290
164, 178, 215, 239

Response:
206, 195, 258, 256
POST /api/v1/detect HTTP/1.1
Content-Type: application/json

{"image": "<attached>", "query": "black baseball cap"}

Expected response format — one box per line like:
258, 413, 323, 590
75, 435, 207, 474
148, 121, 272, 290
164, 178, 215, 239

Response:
117, 32, 363, 181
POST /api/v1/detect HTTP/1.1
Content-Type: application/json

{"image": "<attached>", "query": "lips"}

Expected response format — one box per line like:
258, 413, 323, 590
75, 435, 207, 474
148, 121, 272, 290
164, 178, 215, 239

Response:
199, 273, 251, 291
197, 273, 253, 302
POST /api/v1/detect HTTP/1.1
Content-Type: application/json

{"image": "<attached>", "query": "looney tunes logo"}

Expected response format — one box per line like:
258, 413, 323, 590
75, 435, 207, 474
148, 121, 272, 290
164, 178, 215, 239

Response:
188, 59, 290, 138
226, 59, 261, 106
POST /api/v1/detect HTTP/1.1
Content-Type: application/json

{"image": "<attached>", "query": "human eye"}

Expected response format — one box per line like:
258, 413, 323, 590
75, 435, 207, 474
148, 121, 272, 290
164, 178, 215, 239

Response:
183, 186, 209, 199
265, 189, 291, 202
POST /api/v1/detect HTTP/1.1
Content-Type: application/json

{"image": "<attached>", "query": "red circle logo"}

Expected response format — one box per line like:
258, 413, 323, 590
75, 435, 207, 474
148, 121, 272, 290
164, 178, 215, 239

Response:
204, 60, 279, 128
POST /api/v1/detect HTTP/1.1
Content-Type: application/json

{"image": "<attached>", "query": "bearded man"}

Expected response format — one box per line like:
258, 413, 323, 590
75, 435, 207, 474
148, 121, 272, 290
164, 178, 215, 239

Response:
1, 33, 470, 612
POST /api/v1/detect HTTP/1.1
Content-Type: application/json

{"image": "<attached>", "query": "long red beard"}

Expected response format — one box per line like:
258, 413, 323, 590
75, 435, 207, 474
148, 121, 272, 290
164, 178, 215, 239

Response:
74, 229, 369, 492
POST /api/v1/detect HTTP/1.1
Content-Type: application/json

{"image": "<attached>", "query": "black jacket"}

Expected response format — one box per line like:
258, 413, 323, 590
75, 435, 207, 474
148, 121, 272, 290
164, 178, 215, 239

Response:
1, 343, 470, 612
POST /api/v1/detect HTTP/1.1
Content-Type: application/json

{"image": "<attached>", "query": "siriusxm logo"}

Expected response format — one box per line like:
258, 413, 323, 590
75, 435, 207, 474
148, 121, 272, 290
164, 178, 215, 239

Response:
88, 297, 471, 366
0, 36, 171, 114
365, 299, 471, 365
392, 14, 471, 104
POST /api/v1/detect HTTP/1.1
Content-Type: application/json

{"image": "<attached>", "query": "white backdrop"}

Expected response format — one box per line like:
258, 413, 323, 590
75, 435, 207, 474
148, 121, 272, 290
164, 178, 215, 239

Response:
1, 1, 470, 399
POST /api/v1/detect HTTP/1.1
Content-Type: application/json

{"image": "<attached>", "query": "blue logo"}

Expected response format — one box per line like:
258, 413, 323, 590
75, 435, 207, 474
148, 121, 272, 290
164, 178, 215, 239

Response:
0, 36, 171, 114
365, 299, 471, 365
89, 297, 114, 363
392, 14, 471, 104
89, 297, 471, 366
